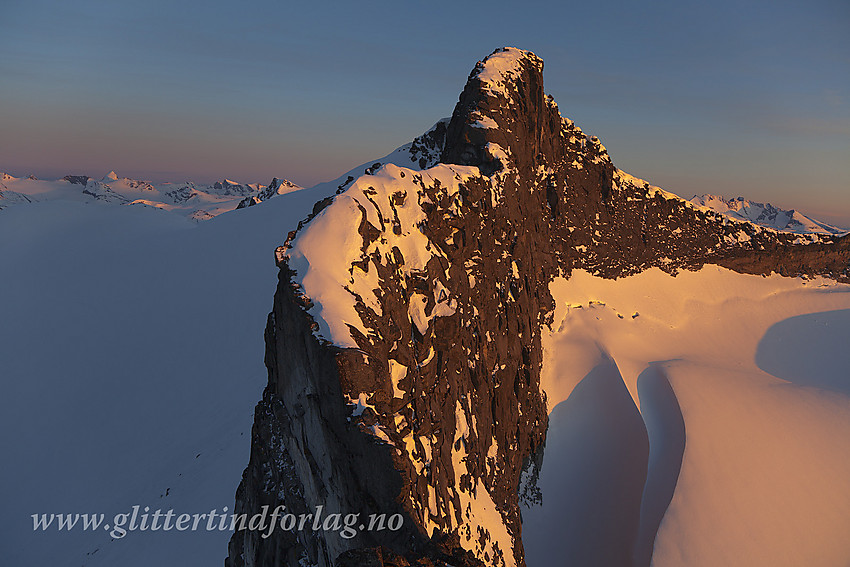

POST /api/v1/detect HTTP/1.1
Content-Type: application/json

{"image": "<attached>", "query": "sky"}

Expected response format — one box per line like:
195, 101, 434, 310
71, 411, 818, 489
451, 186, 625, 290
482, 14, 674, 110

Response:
1, 0, 849, 225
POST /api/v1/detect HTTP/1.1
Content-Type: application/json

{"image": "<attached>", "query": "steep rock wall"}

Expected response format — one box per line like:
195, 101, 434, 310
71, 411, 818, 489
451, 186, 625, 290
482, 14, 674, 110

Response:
228, 47, 849, 567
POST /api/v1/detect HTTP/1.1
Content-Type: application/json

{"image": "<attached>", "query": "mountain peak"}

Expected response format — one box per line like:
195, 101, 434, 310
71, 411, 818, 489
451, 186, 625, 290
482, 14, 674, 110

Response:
442, 47, 597, 176
469, 46, 542, 95
691, 193, 848, 235
228, 46, 850, 567
103, 170, 119, 182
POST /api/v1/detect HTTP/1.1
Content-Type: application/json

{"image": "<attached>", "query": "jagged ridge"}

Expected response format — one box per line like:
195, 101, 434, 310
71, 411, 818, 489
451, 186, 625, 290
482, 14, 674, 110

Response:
227, 47, 850, 567
690, 194, 848, 236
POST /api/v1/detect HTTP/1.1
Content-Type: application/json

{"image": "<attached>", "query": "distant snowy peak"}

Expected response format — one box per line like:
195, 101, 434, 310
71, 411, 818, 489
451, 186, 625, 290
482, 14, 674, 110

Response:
691, 194, 848, 236
0, 171, 303, 220
236, 177, 302, 209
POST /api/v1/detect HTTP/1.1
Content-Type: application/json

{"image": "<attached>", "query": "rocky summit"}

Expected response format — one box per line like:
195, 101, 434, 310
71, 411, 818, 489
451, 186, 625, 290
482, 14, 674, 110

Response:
226, 47, 850, 567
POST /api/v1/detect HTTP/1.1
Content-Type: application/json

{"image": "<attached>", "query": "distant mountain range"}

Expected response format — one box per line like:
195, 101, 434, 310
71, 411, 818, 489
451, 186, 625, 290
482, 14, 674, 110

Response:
690, 194, 847, 236
0, 171, 302, 221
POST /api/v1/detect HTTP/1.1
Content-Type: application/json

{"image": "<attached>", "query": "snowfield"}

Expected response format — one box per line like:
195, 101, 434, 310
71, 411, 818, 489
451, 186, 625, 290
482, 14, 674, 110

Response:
523, 266, 850, 567
0, 139, 452, 566
0, 185, 329, 566
690, 194, 848, 236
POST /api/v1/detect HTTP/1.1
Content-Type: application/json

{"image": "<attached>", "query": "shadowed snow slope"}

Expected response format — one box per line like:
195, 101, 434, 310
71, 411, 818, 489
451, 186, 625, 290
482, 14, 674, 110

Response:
523, 266, 850, 567
756, 309, 850, 396
521, 355, 648, 567
0, 184, 331, 566
0, 120, 456, 566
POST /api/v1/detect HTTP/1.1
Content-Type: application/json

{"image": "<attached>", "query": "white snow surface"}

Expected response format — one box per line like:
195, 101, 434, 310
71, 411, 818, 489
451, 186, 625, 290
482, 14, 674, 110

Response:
0, 182, 335, 566
286, 162, 475, 348
613, 170, 846, 239
0, 171, 302, 221
691, 194, 848, 235
0, 120, 468, 565
522, 266, 850, 567
472, 47, 541, 97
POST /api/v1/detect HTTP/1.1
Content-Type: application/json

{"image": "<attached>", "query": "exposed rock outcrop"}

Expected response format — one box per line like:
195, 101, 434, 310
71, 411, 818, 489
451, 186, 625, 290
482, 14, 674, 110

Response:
237, 178, 302, 209
227, 47, 850, 567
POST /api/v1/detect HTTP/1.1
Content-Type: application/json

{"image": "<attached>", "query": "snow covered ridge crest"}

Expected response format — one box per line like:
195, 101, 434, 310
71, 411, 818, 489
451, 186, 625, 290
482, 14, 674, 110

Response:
230, 47, 850, 567
276, 157, 528, 566
284, 162, 479, 349
0, 171, 302, 221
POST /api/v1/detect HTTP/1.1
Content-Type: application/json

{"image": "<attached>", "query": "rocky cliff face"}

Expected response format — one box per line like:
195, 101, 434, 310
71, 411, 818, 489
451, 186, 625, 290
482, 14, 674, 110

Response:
227, 47, 850, 567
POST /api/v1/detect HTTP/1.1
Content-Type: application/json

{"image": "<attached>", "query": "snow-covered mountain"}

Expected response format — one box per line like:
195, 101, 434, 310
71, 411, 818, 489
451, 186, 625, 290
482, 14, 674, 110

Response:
226, 47, 850, 567
691, 194, 848, 236
0, 171, 302, 221
3, 46, 850, 567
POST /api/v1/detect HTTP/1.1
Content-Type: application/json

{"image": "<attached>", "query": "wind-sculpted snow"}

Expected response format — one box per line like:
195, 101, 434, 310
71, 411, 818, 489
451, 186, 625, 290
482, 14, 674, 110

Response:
526, 267, 850, 567
522, 355, 649, 567
756, 308, 850, 396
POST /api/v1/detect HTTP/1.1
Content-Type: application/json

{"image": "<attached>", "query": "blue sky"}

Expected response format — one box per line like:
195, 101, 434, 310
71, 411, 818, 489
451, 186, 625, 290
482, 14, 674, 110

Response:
1, 0, 848, 224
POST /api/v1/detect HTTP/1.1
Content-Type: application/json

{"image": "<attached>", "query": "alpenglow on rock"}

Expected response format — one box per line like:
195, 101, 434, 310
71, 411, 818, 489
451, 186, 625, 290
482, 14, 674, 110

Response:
226, 47, 850, 567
